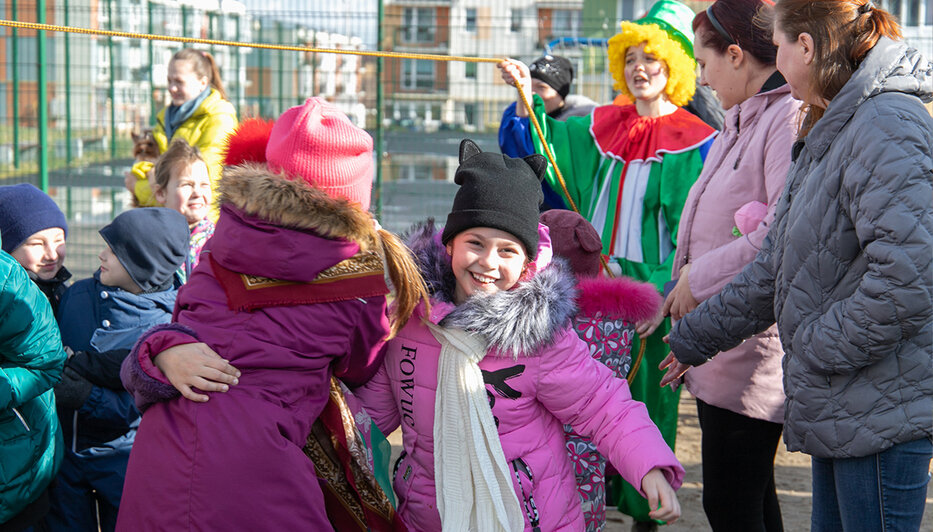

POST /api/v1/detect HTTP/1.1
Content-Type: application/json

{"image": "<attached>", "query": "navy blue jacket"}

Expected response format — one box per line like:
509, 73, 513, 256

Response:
55, 273, 176, 452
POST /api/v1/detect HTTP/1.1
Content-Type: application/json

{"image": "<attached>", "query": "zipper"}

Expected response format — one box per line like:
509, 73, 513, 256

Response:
511, 457, 541, 532
11, 407, 30, 432
72, 411, 79, 453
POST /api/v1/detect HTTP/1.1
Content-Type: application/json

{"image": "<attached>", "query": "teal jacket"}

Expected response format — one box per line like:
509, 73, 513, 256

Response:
0, 251, 66, 523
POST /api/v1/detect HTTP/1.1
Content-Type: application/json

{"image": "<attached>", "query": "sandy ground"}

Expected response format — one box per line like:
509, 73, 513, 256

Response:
389, 391, 933, 531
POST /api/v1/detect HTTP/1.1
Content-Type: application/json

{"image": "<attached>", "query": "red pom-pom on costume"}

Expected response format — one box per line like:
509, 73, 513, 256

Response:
223, 117, 276, 166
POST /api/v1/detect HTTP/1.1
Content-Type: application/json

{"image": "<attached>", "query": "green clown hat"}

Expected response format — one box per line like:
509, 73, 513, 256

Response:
633, 0, 696, 58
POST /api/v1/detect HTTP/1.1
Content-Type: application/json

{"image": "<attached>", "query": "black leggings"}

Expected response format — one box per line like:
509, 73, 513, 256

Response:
695, 397, 785, 532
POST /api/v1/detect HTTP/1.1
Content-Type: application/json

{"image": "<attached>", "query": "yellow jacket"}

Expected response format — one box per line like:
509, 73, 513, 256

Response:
131, 89, 238, 208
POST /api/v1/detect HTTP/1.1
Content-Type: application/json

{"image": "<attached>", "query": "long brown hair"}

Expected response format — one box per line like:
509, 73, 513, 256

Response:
172, 48, 227, 100
772, 0, 900, 137
377, 228, 430, 338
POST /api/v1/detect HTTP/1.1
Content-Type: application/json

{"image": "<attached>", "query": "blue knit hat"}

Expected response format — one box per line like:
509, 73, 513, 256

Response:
0, 184, 69, 254
99, 208, 189, 292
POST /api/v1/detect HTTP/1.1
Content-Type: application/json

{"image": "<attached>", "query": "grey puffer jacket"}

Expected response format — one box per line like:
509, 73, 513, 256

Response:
668, 37, 933, 459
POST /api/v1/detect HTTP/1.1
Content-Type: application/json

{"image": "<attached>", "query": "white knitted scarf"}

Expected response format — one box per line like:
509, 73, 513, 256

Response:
427, 322, 524, 532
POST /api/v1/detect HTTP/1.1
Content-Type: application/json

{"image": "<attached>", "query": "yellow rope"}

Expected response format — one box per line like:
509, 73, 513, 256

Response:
0, 19, 502, 63
626, 336, 648, 384
2, 17, 613, 275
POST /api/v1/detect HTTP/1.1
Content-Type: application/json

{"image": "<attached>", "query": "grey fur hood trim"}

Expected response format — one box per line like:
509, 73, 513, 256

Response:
405, 219, 578, 358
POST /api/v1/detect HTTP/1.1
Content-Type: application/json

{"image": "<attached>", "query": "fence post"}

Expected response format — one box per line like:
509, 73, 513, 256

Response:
148, 0, 155, 126
37, 0, 48, 190
107, 0, 116, 159
276, 21, 283, 117
65, 0, 72, 164
235, 14, 243, 114
11, 0, 18, 169
374, 0, 384, 219
256, 19, 264, 117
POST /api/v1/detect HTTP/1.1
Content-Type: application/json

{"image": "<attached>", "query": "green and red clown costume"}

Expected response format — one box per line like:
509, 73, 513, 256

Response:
524, 0, 716, 522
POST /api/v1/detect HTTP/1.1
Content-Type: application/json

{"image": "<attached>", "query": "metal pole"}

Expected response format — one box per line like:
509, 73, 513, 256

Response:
11, 0, 18, 168
37, 0, 48, 190
276, 21, 283, 116
148, 0, 155, 126
107, 0, 116, 159
257, 21, 264, 117
65, 0, 72, 163
235, 14, 242, 113
374, 0, 384, 219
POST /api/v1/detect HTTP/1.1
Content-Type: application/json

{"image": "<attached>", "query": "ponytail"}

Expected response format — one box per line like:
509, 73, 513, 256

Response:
773, 0, 901, 137
377, 228, 430, 338
172, 48, 228, 100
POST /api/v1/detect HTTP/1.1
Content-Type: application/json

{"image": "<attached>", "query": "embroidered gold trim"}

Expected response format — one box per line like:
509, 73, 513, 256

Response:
240, 237, 384, 290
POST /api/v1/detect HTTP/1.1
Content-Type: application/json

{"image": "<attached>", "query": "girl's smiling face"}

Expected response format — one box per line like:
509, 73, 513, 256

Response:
10, 227, 66, 281
624, 42, 670, 103
155, 160, 212, 225
446, 227, 528, 305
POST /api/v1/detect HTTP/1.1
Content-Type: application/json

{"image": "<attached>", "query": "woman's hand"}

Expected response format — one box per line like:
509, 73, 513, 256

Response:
635, 305, 665, 337
153, 343, 241, 403
658, 350, 690, 389
662, 264, 699, 321
642, 468, 681, 523
497, 58, 533, 117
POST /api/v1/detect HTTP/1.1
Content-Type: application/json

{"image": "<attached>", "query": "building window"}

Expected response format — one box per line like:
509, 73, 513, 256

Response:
510, 9, 522, 32
905, 0, 920, 25
465, 8, 477, 33
401, 59, 434, 90
465, 62, 476, 79
551, 10, 580, 38
464, 103, 476, 126
402, 8, 435, 43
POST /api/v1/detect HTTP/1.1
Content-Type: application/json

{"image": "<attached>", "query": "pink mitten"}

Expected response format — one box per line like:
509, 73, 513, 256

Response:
733, 201, 768, 236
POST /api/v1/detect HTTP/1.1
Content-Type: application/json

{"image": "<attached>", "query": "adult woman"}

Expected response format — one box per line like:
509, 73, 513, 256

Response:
499, 1, 716, 526
662, 1, 933, 529
127, 49, 237, 209
660, 0, 800, 529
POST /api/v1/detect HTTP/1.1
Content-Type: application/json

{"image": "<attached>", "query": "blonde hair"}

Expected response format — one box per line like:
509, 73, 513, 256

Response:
377, 228, 430, 337
607, 21, 697, 107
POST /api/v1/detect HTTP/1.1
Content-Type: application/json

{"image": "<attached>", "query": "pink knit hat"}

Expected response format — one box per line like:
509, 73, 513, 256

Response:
265, 97, 374, 211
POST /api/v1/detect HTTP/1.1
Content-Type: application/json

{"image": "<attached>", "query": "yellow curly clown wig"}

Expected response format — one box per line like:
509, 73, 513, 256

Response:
608, 21, 697, 107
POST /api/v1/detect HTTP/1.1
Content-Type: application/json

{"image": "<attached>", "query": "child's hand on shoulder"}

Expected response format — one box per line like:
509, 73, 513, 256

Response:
154, 343, 241, 402
642, 467, 681, 523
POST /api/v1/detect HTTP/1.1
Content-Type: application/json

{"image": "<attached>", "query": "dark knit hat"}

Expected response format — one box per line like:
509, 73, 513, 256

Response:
441, 139, 547, 259
529, 55, 574, 99
0, 184, 68, 254
99, 208, 189, 292
540, 209, 603, 277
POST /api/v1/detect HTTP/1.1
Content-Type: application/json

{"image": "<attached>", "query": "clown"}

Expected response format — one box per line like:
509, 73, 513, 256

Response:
498, 0, 716, 526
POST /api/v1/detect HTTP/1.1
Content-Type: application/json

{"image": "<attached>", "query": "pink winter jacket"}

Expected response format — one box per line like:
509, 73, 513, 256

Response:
672, 76, 801, 423
355, 222, 684, 531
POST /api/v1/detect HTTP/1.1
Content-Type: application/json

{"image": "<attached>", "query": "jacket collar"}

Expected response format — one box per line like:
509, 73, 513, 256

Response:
727, 72, 792, 135
406, 220, 577, 358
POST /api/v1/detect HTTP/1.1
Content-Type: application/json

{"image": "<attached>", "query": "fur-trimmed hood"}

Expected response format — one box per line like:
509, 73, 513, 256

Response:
209, 164, 378, 282
405, 220, 577, 358
218, 163, 376, 249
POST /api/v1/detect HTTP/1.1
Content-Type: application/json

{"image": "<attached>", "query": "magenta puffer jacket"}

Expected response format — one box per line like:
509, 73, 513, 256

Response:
117, 166, 392, 531
355, 222, 684, 531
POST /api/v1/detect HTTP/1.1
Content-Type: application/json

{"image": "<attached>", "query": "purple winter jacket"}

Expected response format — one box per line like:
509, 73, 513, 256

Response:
117, 166, 392, 531
354, 222, 684, 532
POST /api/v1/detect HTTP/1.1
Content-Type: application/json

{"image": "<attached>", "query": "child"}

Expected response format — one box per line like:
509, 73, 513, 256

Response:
127, 48, 237, 209
541, 209, 664, 531
116, 98, 427, 531
45, 207, 189, 532
0, 247, 67, 532
150, 138, 215, 279
354, 140, 684, 531
0, 183, 71, 312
